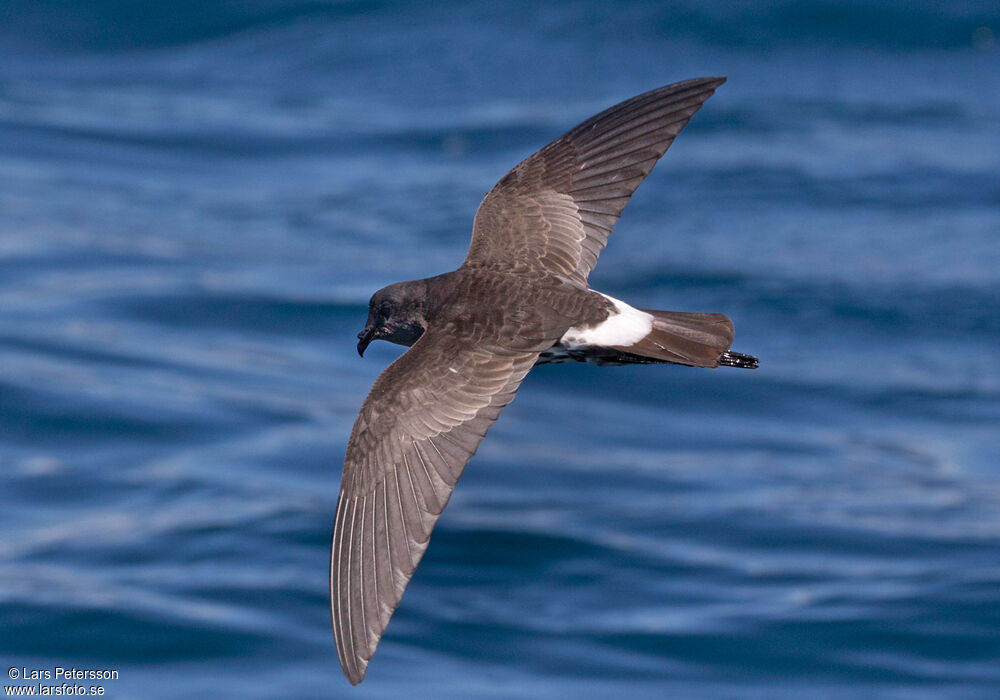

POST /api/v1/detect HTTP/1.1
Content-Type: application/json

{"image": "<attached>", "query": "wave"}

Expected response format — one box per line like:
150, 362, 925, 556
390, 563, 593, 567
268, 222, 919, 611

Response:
2, 0, 996, 54
0, 0, 378, 52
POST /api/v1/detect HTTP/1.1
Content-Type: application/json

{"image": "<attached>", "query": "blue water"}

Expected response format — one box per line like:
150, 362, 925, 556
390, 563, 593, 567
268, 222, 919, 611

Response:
2, 1, 999, 697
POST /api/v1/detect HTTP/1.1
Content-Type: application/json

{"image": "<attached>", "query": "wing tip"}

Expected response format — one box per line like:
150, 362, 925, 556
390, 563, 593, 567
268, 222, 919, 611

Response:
665, 75, 726, 91
708, 75, 727, 91
676, 75, 727, 99
333, 615, 371, 685
670, 75, 727, 100
345, 659, 369, 686
695, 75, 726, 87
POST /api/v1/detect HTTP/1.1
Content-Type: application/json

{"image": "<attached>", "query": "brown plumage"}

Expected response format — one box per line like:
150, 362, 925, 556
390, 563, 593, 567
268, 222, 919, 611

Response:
333, 76, 758, 684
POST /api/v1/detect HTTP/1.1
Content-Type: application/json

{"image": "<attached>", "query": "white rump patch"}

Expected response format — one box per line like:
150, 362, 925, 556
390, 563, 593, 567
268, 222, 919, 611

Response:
560, 293, 653, 348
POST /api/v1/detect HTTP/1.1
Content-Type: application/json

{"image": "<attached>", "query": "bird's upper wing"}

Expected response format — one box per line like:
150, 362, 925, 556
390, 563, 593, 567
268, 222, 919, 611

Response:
332, 328, 538, 684
464, 77, 725, 284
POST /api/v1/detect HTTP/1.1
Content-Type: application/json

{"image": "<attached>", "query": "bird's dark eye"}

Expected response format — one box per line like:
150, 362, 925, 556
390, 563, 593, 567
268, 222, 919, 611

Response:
379, 301, 393, 316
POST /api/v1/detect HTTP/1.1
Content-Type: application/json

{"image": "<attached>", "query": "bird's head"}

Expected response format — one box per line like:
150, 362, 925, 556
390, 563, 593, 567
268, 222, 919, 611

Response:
357, 280, 429, 356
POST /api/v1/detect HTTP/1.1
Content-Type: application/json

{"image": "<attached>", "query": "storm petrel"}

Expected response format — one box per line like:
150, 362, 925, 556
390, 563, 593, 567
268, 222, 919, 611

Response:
332, 76, 758, 684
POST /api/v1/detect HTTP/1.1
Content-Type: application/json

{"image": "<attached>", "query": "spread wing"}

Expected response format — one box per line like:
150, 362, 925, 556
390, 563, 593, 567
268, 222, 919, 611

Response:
464, 77, 725, 284
332, 329, 538, 684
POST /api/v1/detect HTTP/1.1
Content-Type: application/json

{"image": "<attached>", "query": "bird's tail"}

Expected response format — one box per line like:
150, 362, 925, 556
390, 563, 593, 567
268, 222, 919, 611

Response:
610, 310, 758, 369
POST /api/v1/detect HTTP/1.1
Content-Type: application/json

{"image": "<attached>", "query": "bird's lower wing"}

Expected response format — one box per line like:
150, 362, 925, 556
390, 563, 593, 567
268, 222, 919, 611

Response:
332, 330, 538, 684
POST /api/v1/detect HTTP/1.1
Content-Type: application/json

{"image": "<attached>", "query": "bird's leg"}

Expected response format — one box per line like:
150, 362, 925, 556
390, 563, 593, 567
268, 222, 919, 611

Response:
719, 351, 759, 369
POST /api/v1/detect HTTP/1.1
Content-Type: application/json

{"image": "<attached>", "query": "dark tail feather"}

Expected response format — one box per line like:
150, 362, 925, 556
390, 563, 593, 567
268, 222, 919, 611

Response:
610, 310, 757, 369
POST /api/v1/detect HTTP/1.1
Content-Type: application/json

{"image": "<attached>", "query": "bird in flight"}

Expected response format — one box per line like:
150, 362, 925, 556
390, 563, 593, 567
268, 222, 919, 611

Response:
332, 76, 757, 684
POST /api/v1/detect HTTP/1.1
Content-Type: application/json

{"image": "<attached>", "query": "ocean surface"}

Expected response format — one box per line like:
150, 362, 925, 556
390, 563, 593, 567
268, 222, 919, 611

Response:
2, 1, 999, 698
